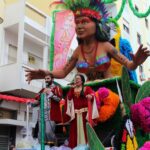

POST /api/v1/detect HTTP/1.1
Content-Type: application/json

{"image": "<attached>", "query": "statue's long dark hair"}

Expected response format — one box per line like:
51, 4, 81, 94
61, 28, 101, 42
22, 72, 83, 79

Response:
77, 18, 110, 45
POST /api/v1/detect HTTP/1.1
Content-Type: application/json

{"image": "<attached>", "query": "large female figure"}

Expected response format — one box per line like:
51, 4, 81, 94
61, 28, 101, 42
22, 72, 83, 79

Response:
65, 74, 99, 148
25, 0, 150, 82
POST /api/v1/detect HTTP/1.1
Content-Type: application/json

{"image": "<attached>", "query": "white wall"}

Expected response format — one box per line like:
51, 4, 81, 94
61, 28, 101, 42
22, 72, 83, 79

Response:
0, 24, 5, 66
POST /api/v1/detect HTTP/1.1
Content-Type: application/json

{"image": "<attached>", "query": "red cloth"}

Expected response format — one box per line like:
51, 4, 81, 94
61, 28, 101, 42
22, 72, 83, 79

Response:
66, 86, 94, 148
50, 86, 63, 123
35, 85, 63, 123
0, 94, 35, 103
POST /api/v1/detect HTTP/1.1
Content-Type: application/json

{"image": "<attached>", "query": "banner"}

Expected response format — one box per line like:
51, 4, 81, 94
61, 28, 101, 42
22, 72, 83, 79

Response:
52, 10, 75, 70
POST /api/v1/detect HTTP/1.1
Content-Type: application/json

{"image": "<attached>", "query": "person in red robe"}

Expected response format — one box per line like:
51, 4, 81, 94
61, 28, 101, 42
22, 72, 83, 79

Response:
65, 74, 99, 148
31, 74, 63, 143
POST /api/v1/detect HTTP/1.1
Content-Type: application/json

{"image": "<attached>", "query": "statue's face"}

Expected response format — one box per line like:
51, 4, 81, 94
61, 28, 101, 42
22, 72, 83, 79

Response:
75, 16, 96, 40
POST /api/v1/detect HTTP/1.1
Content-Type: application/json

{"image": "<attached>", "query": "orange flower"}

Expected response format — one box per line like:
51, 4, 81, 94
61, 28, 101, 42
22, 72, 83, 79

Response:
97, 90, 119, 122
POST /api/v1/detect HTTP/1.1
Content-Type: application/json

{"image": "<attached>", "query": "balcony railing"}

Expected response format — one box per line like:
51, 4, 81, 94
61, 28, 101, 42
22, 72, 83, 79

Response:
4, 1, 51, 38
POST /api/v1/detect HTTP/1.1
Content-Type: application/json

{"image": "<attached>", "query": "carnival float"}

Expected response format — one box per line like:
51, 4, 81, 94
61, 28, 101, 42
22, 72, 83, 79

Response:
17, 0, 150, 150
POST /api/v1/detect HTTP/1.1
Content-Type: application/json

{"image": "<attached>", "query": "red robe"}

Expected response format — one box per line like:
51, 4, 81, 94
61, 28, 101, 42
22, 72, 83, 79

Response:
35, 84, 63, 123
50, 85, 62, 123
66, 86, 94, 148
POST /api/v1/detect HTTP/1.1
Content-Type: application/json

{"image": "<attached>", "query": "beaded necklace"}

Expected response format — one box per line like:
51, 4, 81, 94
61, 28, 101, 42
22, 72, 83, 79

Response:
81, 42, 98, 66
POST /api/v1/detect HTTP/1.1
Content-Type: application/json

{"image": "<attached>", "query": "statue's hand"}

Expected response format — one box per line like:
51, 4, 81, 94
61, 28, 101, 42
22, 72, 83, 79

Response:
25, 69, 50, 84
130, 44, 150, 66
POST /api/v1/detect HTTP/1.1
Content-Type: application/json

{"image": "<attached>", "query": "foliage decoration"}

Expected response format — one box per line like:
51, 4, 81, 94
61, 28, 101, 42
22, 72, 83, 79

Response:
128, 0, 150, 18
121, 67, 133, 114
101, 0, 117, 3
114, 0, 126, 20
49, 10, 60, 71
135, 81, 150, 103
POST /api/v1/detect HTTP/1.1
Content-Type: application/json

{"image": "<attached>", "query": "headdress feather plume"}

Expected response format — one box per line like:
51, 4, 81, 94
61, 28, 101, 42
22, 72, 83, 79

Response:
50, 0, 109, 21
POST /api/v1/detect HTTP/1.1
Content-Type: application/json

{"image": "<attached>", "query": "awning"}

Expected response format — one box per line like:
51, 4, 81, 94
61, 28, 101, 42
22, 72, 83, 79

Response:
0, 94, 35, 103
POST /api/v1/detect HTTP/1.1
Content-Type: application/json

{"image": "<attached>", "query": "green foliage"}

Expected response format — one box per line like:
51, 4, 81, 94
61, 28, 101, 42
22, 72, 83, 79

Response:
135, 81, 150, 103
114, 0, 149, 20
121, 67, 133, 106
121, 67, 150, 147
102, 0, 117, 4
108, 18, 119, 28
86, 123, 105, 150
114, 0, 126, 20
136, 129, 150, 148
128, 0, 150, 18
49, 11, 60, 71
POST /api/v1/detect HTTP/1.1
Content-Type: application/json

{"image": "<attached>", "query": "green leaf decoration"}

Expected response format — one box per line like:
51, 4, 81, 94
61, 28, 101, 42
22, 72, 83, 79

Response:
121, 67, 133, 106
108, 18, 119, 28
135, 81, 150, 103
50, 10, 59, 71
102, 0, 117, 3
128, 0, 150, 18
86, 123, 105, 150
114, 0, 126, 20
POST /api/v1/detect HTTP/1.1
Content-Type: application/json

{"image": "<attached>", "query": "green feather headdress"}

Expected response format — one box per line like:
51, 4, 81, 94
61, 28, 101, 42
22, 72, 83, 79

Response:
50, 0, 109, 21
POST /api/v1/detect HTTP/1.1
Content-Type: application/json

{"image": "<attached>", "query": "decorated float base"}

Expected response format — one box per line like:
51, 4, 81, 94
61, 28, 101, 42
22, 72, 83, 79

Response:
18, 68, 150, 150
62, 67, 150, 149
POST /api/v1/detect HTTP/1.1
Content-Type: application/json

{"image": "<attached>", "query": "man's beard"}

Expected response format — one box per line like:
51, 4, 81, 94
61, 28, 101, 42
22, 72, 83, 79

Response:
45, 81, 52, 88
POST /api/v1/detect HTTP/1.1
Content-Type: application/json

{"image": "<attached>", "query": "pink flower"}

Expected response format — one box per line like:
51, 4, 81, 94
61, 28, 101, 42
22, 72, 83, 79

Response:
140, 141, 150, 150
131, 97, 150, 133
130, 103, 140, 127
98, 87, 109, 99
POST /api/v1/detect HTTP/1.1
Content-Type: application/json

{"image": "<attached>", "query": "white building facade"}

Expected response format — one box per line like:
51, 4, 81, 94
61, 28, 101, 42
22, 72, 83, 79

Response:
0, 0, 51, 149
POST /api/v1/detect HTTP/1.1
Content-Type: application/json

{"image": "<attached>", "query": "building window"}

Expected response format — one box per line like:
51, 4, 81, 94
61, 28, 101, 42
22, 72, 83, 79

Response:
28, 53, 42, 69
137, 33, 141, 44
145, 18, 149, 28
28, 55, 35, 64
0, 109, 17, 119
8, 44, 17, 64
123, 24, 130, 34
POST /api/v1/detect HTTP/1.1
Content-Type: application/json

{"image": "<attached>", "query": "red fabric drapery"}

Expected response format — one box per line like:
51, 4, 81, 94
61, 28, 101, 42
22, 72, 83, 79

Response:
0, 94, 35, 103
